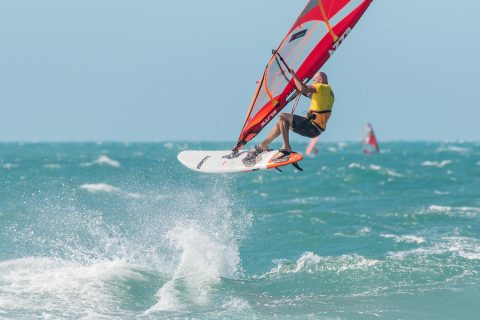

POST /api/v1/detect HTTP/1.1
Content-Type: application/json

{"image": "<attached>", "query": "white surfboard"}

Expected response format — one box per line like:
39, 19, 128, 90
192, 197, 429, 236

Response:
177, 149, 303, 173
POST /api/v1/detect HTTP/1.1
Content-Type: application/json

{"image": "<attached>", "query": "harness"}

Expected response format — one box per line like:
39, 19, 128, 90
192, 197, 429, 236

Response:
306, 109, 331, 132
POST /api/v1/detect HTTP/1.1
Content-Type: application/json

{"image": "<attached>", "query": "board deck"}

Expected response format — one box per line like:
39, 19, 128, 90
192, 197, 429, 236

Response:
177, 149, 303, 173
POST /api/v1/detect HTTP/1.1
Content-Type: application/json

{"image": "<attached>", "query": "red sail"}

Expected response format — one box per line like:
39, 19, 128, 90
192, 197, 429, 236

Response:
235, 0, 373, 150
306, 136, 320, 156
362, 123, 380, 154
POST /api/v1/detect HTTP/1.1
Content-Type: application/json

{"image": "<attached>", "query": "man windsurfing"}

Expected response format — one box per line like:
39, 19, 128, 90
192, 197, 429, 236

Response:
362, 123, 380, 154
244, 69, 334, 164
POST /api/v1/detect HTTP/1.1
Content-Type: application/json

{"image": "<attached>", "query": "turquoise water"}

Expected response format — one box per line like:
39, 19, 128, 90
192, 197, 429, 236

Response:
1, 141, 479, 319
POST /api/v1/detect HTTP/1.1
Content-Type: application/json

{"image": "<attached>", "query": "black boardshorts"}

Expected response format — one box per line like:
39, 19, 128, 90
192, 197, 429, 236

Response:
291, 115, 322, 138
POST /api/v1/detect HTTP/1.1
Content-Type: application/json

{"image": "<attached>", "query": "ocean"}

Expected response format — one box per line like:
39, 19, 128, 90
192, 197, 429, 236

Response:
1, 141, 479, 319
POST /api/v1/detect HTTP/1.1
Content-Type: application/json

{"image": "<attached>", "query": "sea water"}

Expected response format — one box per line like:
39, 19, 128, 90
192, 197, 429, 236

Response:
1, 141, 479, 319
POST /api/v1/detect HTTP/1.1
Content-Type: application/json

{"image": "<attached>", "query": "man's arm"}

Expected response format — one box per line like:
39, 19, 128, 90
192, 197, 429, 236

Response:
290, 70, 317, 95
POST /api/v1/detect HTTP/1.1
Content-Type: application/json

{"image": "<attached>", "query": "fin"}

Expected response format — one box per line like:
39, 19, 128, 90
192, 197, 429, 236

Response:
292, 162, 303, 171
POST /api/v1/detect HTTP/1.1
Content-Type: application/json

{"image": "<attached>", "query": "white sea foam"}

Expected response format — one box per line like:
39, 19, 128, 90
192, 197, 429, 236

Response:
369, 164, 403, 177
347, 163, 402, 177
310, 217, 326, 224
4, 169, 249, 317
0, 257, 144, 317
147, 224, 241, 312
436, 145, 470, 153
221, 297, 251, 312
80, 155, 120, 168
80, 183, 120, 193
262, 252, 379, 277
433, 190, 450, 195
163, 142, 174, 149
126, 192, 142, 199
428, 205, 452, 213
79, 183, 142, 199
444, 237, 480, 260
422, 160, 452, 168
44, 163, 61, 169
252, 175, 264, 184
0, 191, 181, 318
388, 236, 480, 260
426, 205, 480, 217
94, 155, 120, 167
358, 227, 371, 236
1, 163, 18, 169
280, 196, 321, 205
381, 233, 426, 244
348, 162, 364, 169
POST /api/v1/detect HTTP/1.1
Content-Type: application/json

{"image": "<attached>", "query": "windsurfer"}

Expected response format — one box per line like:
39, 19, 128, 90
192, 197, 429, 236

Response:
362, 123, 380, 154
245, 70, 334, 163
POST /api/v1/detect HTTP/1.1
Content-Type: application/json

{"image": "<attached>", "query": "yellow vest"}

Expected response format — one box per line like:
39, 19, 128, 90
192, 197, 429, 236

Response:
308, 83, 334, 130
310, 83, 334, 112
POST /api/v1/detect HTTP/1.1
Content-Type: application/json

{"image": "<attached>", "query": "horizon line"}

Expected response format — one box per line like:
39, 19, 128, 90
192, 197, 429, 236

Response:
0, 139, 478, 144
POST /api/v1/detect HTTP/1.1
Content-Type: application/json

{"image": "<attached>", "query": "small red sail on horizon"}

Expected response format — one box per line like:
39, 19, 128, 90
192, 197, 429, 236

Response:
306, 136, 320, 156
362, 123, 380, 154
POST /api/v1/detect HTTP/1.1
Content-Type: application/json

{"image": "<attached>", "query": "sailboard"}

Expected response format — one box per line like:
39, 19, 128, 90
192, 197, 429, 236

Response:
362, 123, 380, 154
177, 150, 303, 173
178, 0, 374, 173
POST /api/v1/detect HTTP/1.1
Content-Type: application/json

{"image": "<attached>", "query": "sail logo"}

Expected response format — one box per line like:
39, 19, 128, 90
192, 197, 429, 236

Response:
328, 27, 352, 56
289, 29, 307, 42
261, 109, 277, 127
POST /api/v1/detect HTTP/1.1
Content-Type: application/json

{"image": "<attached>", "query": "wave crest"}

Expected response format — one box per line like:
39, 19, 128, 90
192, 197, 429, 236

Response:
262, 252, 379, 277
80, 183, 120, 193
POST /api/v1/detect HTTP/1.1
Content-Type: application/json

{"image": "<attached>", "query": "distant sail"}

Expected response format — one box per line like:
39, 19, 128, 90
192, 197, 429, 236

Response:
362, 123, 379, 154
306, 136, 320, 156
234, 0, 374, 150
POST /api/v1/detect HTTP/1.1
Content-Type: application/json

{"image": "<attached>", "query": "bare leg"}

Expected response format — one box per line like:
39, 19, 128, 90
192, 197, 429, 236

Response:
260, 113, 293, 150
278, 113, 293, 152
259, 122, 281, 150
259, 113, 294, 160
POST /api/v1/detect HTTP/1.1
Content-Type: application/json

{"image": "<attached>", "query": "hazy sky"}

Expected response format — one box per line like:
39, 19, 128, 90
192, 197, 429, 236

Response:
1, 0, 479, 142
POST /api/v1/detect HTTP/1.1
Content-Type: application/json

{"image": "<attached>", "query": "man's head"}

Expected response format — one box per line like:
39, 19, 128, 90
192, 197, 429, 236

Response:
313, 71, 328, 84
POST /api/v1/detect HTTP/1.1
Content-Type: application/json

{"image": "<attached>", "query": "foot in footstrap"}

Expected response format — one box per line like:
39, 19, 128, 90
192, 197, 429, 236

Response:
242, 145, 265, 166
272, 148, 292, 163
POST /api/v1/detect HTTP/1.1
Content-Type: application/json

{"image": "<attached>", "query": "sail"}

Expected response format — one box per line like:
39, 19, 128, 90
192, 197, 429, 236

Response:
306, 136, 320, 156
234, 0, 373, 150
362, 123, 379, 154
